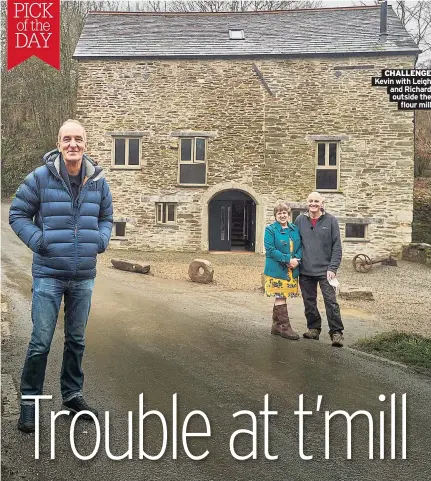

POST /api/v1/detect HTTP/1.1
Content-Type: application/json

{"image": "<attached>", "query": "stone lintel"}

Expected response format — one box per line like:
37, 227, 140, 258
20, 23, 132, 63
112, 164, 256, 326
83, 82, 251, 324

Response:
147, 195, 182, 203
106, 131, 150, 137
338, 217, 384, 225
306, 135, 349, 141
288, 202, 307, 210
170, 131, 218, 138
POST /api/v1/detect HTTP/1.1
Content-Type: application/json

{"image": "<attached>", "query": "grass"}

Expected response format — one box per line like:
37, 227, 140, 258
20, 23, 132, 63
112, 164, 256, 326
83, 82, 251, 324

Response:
353, 332, 431, 375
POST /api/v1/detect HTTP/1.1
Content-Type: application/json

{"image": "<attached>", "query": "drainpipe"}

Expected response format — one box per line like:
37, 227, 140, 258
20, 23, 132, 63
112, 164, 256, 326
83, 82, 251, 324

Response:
379, 0, 388, 42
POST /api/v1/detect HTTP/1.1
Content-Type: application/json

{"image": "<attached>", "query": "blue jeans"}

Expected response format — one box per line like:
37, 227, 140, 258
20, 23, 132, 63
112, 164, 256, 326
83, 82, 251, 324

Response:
21, 277, 95, 402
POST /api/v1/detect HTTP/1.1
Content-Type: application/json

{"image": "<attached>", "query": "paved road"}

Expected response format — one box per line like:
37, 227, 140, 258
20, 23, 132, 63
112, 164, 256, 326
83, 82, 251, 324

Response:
2, 203, 431, 481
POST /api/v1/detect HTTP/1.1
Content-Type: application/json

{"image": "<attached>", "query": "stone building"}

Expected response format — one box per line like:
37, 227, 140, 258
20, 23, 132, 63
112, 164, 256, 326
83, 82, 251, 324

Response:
74, 4, 420, 257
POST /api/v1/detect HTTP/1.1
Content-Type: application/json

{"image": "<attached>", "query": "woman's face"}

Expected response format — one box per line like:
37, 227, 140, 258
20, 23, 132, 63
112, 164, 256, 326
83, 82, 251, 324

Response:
275, 210, 290, 225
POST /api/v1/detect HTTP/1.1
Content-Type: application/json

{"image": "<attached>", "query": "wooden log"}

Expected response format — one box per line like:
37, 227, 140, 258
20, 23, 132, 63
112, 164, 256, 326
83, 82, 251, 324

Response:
111, 259, 150, 274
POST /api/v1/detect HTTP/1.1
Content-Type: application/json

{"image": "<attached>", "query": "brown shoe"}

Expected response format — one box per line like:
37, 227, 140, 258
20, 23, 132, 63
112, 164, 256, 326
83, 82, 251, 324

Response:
303, 329, 320, 340
271, 304, 300, 340
330, 332, 344, 347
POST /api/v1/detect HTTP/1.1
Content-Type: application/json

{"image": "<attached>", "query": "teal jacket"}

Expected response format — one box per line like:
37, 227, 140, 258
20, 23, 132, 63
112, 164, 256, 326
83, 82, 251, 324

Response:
264, 221, 302, 280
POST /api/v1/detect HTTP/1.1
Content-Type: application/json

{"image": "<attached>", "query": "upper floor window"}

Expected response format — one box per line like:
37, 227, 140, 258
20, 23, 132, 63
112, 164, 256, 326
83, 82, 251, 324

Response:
178, 137, 207, 185
112, 137, 141, 168
315, 142, 340, 191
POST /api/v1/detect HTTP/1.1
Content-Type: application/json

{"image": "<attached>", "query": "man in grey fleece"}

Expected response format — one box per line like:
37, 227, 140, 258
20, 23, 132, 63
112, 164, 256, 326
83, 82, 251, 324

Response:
294, 192, 344, 347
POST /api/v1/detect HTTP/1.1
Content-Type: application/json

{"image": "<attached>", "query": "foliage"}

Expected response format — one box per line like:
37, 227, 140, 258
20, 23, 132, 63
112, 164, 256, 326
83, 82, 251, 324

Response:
353, 331, 431, 375
415, 111, 431, 178
412, 178, 431, 244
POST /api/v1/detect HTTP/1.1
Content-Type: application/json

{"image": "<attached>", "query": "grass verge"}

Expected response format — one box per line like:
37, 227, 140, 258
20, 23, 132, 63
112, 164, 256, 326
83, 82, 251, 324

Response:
352, 332, 431, 376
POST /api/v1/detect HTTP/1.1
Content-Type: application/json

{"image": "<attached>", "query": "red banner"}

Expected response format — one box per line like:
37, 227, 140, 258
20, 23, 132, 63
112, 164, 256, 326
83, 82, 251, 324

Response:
7, 0, 60, 70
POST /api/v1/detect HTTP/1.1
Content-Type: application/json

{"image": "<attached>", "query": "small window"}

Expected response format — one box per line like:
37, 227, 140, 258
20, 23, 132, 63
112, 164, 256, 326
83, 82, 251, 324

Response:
315, 142, 340, 191
229, 29, 244, 40
112, 138, 141, 167
178, 138, 207, 185
291, 209, 306, 222
345, 223, 366, 239
113, 221, 126, 238
156, 203, 177, 225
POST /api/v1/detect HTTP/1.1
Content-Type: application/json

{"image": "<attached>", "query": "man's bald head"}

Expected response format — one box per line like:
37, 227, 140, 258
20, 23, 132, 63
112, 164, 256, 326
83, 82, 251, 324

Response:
307, 191, 324, 217
57, 119, 87, 144
307, 191, 324, 203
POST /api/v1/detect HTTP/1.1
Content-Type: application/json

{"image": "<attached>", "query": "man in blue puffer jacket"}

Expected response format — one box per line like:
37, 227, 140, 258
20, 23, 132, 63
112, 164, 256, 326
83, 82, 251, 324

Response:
9, 119, 113, 433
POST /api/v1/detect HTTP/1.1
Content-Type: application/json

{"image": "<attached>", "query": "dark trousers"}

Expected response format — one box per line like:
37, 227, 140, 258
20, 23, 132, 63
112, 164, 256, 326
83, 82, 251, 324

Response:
299, 274, 344, 334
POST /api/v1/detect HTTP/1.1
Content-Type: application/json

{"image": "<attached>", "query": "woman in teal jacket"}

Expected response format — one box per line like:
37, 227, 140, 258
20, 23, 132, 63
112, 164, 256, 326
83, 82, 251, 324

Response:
264, 202, 302, 340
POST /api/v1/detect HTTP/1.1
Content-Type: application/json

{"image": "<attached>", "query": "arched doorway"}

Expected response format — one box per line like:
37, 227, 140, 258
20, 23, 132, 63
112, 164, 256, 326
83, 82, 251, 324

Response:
208, 190, 256, 252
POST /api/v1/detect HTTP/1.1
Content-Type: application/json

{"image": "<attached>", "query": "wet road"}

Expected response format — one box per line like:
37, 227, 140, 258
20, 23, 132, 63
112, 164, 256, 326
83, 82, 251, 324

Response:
2, 203, 431, 481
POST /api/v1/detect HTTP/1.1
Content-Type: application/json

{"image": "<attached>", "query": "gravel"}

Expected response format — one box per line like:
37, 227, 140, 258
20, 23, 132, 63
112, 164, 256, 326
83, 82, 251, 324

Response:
100, 250, 431, 335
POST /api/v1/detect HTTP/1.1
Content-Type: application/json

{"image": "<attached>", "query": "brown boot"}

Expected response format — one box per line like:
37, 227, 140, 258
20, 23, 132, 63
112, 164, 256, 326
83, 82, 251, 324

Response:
271, 304, 300, 340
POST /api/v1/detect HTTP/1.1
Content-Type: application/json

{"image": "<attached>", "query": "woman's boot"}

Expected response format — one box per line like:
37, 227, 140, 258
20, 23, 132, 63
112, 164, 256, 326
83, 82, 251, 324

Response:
271, 304, 300, 340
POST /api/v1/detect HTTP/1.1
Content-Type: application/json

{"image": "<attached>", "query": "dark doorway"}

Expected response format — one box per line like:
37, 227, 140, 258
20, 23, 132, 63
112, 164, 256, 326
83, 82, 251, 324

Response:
209, 190, 256, 252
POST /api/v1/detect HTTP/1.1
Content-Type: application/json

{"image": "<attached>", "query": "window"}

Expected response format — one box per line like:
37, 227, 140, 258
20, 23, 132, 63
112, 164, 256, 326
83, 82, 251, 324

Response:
315, 142, 340, 191
156, 203, 177, 225
113, 221, 126, 238
112, 137, 141, 167
178, 138, 207, 185
345, 223, 367, 239
291, 209, 306, 222
229, 29, 244, 40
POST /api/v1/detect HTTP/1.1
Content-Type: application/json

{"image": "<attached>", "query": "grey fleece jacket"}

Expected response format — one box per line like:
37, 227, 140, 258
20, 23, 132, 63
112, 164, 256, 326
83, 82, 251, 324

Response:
294, 212, 342, 276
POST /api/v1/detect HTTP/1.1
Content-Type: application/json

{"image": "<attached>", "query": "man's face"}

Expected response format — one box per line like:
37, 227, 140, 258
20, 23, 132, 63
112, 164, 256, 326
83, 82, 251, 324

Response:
307, 194, 323, 214
58, 123, 86, 164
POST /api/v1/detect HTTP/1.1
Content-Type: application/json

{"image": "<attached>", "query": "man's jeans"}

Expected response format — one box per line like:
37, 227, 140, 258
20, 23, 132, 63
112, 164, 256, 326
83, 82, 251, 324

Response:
21, 277, 95, 402
299, 274, 344, 334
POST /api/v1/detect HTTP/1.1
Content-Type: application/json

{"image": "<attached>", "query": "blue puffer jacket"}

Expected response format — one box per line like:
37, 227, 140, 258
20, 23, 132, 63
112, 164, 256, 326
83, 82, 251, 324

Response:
264, 221, 302, 280
9, 150, 113, 279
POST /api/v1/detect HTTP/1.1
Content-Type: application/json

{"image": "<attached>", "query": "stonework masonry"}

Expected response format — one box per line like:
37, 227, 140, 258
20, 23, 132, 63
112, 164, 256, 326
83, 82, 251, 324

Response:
76, 54, 415, 258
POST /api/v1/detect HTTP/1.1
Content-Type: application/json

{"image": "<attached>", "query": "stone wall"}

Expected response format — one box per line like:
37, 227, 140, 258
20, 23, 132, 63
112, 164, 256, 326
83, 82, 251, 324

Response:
76, 55, 415, 257
402, 243, 431, 266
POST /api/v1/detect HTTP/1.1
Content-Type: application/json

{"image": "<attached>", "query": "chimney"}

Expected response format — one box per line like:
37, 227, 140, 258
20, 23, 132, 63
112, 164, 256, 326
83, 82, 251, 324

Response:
379, 0, 388, 42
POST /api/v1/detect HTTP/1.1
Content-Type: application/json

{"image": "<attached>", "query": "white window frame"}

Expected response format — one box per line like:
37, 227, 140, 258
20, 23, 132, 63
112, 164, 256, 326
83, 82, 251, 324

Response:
156, 203, 177, 225
111, 137, 142, 169
345, 223, 368, 241
315, 141, 340, 192
178, 137, 207, 186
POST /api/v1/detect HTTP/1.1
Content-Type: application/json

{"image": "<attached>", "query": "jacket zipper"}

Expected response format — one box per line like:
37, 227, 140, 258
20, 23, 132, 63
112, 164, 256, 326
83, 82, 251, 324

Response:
48, 163, 96, 277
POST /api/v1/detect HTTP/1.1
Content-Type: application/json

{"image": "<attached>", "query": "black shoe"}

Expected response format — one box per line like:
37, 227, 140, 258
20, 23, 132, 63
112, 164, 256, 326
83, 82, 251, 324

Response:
63, 396, 99, 420
18, 403, 36, 433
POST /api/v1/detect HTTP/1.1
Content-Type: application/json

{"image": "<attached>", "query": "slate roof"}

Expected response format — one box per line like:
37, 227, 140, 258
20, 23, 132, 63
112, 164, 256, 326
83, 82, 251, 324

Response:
74, 6, 420, 59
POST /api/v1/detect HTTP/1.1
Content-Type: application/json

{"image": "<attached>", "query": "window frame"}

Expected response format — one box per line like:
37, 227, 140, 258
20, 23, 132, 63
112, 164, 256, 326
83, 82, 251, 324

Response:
177, 137, 207, 186
112, 221, 127, 239
345, 223, 368, 241
155, 202, 177, 225
229, 29, 245, 40
291, 208, 307, 222
315, 141, 340, 192
111, 136, 142, 169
